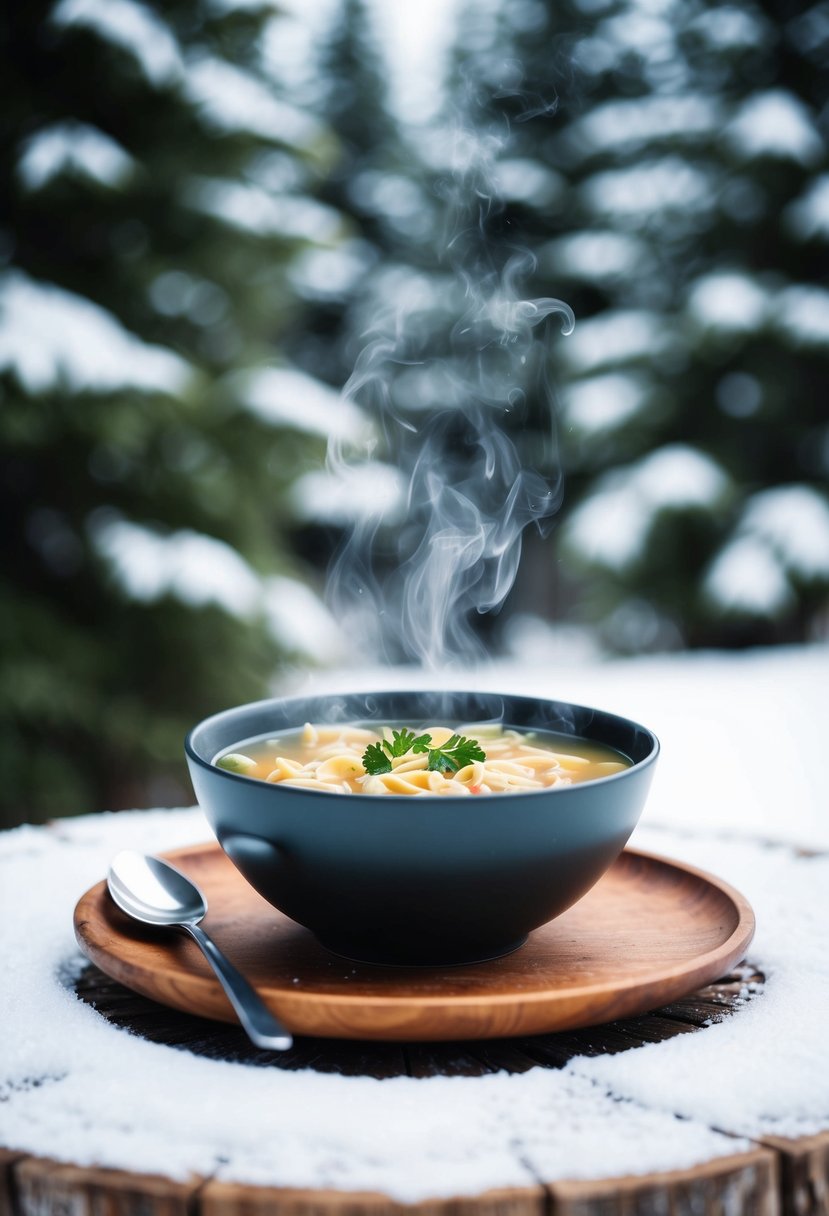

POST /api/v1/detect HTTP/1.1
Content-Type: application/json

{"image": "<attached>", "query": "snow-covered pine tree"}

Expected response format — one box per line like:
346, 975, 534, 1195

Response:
450, 0, 829, 651
0, 0, 348, 825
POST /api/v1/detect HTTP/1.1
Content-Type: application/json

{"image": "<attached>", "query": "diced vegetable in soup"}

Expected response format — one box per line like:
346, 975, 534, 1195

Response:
214, 723, 632, 796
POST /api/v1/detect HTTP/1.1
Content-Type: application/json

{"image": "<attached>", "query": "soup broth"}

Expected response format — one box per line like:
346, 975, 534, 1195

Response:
214, 722, 632, 796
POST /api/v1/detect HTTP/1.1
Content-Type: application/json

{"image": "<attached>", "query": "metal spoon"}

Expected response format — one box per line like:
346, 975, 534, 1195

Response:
107, 850, 293, 1051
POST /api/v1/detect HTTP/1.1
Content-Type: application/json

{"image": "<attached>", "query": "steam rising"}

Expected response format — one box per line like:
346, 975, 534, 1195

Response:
326, 108, 574, 670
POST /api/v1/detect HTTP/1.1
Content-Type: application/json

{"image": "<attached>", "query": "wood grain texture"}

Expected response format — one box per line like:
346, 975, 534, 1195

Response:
759, 1132, 829, 1216
199, 1182, 547, 1216
72, 959, 765, 1077
12, 1156, 202, 1216
73, 845, 755, 1042
7, 1149, 782, 1216
546, 1147, 779, 1215
0, 1149, 26, 1216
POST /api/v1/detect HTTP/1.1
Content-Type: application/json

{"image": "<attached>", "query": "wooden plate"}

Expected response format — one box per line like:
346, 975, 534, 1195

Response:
74, 844, 754, 1042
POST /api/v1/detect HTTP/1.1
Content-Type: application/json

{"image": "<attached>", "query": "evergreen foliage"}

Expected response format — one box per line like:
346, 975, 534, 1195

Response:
0, 0, 336, 825
448, 0, 829, 650
298, 0, 829, 656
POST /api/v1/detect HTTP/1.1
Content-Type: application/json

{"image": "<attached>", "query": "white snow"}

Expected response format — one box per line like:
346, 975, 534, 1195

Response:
493, 159, 564, 207
17, 121, 135, 191
687, 271, 768, 332
572, 97, 722, 154
559, 309, 671, 372
52, 0, 183, 87
1, 647, 828, 1194
564, 445, 729, 570
704, 486, 829, 615
743, 485, 829, 579
581, 158, 712, 220
703, 536, 793, 616
775, 285, 829, 347
236, 366, 368, 441
184, 178, 343, 243
634, 445, 728, 507
541, 231, 648, 282
687, 6, 771, 49
90, 517, 342, 660
563, 373, 649, 434
291, 461, 407, 523
726, 90, 824, 165
262, 576, 345, 663
785, 174, 829, 240
598, 11, 674, 57
569, 830, 829, 1138
91, 518, 263, 616
0, 271, 191, 396
289, 242, 375, 300
563, 478, 651, 571
183, 56, 322, 148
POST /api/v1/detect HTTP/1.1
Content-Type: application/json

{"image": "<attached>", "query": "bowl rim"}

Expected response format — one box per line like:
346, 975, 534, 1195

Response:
185, 689, 660, 803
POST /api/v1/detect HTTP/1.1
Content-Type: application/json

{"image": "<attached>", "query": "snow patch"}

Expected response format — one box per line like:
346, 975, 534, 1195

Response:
541, 231, 648, 282
688, 6, 771, 49
785, 175, 829, 240
726, 90, 824, 165
289, 242, 375, 301
744, 485, 829, 579
560, 310, 671, 372
573, 97, 721, 154
687, 272, 767, 332
17, 122, 135, 191
235, 366, 367, 442
184, 178, 343, 243
704, 536, 793, 616
563, 372, 649, 433
582, 158, 712, 219
90, 517, 340, 660
703, 485, 829, 615
775, 285, 829, 347
291, 462, 406, 524
262, 576, 345, 663
0, 271, 190, 396
52, 0, 183, 86
493, 159, 564, 207
91, 518, 263, 617
184, 56, 321, 148
565, 446, 728, 571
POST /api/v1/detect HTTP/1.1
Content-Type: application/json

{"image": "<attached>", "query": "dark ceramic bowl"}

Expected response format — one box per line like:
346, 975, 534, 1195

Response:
185, 690, 659, 966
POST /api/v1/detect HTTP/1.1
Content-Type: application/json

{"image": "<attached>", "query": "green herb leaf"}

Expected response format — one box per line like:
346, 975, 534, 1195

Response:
362, 742, 393, 775
426, 735, 487, 773
385, 728, 431, 758
362, 730, 486, 777
363, 730, 432, 773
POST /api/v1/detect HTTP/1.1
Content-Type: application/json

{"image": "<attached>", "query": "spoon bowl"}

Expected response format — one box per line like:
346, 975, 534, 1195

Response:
107, 850, 292, 1050
109, 851, 206, 926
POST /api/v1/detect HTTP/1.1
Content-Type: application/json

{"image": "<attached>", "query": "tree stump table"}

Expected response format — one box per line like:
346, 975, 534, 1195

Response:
1, 810, 827, 1216
2, 961, 827, 1216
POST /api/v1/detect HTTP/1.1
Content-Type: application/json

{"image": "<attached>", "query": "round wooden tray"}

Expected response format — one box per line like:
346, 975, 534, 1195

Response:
74, 844, 754, 1041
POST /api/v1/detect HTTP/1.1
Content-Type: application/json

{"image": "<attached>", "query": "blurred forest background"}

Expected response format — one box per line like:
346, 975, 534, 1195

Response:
2, 0, 829, 827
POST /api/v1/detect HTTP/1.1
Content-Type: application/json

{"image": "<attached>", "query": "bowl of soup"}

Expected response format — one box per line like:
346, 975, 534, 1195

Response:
185, 690, 659, 965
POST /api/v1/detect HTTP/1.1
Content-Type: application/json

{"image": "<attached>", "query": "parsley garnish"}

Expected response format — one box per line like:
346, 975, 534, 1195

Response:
361, 730, 486, 776
425, 734, 487, 773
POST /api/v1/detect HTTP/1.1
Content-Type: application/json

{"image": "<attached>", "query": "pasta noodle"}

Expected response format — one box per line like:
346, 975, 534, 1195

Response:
215, 723, 631, 796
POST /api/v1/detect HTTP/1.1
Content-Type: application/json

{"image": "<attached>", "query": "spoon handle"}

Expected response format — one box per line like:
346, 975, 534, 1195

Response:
182, 923, 293, 1051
